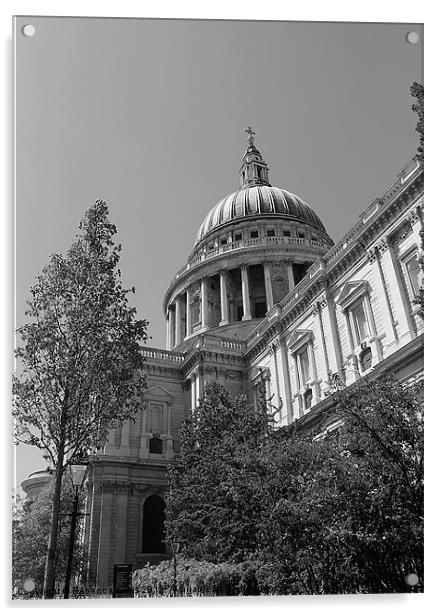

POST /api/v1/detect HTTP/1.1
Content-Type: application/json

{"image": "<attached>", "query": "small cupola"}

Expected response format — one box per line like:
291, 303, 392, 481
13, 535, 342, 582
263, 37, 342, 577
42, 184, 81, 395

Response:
239, 126, 271, 188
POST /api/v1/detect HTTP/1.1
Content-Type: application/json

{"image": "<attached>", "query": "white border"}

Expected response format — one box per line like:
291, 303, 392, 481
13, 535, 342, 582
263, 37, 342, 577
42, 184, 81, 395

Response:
2, 2, 437, 615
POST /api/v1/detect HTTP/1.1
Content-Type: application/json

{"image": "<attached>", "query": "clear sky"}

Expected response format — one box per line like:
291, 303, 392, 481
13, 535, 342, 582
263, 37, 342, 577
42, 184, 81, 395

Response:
14, 17, 422, 491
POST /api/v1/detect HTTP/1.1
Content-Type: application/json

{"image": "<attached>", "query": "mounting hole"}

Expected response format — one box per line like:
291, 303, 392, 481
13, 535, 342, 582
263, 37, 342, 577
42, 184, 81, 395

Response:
406, 31, 419, 44
22, 24, 36, 37
404, 573, 419, 586
23, 578, 35, 592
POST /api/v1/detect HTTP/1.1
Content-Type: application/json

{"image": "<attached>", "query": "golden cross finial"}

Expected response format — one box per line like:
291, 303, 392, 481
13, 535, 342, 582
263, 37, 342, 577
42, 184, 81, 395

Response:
244, 126, 255, 146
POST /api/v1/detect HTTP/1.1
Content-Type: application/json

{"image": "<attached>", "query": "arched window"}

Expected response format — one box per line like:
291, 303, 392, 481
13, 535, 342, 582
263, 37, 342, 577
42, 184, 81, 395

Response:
360, 347, 372, 372
142, 495, 166, 554
149, 436, 163, 454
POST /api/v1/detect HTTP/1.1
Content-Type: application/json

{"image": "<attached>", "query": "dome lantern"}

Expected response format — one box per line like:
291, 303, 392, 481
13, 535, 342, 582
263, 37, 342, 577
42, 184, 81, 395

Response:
239, 127, 270, 188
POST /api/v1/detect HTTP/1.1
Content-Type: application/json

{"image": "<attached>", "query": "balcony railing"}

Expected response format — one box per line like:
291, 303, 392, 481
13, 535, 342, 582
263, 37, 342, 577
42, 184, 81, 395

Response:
140, 347, 185, 362
171, 235, 330, 283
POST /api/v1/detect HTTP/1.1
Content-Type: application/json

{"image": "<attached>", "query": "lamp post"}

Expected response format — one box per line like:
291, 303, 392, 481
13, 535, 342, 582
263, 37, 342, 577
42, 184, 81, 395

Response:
63, 463, 88, 599
171, 541, 180, 597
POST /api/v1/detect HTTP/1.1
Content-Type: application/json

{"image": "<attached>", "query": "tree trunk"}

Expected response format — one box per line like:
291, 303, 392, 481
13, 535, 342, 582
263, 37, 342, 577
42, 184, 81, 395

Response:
43, 450, 64, 598
43, 399, 68, 599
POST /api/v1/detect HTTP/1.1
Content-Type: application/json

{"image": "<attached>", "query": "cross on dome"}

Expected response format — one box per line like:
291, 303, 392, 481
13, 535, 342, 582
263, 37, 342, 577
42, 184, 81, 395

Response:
244, 126, 256, 146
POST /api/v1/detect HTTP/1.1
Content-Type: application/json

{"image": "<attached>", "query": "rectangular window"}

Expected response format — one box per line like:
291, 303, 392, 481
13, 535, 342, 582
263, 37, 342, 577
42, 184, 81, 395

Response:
220, 238, 227, 245
283, 229, 291, 237
405, 253, 421, 297
150, 404, 163, 434
250, 230, 259, 239
298, 346, 311, 384
266, 229, 275, 237
298, 230, 305, 239
234, 233, 242, 241
351, 301, 370, 346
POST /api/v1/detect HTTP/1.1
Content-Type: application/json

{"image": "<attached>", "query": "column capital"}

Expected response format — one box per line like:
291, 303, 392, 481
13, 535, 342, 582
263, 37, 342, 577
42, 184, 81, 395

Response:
376, 237, 390, 253
366, 248, 377, 263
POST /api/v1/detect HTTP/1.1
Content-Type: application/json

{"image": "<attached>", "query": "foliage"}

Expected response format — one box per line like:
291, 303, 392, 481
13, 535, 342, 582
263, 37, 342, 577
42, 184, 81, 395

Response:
133, 557, 260, 597
13, 200, 147, 465
13, 199, 147, 596
166, 382, 272, 564
409, 82, 424, 318
410, 82, 424, 162
165, 378, 423, 595
12, 479, 86, 597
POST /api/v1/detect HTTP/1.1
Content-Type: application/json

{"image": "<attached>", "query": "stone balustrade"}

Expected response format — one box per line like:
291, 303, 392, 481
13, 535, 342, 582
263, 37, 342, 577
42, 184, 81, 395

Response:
140, 347, 185, 362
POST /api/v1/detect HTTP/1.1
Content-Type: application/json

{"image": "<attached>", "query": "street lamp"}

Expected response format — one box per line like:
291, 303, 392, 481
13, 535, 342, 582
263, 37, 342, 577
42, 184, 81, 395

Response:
171, 541, 180, 597
63, 462, 88, 599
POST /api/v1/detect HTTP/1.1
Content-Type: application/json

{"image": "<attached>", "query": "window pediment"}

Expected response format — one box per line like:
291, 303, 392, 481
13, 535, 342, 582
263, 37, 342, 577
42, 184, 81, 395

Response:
250, 366, 270, 383
336, 280, 370, 310
287, 329, 313, 353
143, 385, 174, 403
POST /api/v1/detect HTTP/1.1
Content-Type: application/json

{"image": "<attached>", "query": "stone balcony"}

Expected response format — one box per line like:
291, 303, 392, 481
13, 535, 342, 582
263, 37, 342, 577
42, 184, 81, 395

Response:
172, 235, 330, 283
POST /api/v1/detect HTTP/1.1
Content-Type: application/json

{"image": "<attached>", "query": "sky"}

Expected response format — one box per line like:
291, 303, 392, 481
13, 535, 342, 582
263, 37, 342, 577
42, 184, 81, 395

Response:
14, 16, 423, 491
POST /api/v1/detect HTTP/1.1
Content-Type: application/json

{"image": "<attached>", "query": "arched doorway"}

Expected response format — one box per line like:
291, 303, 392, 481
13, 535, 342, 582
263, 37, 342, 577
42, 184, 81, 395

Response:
142, 495, 166, 553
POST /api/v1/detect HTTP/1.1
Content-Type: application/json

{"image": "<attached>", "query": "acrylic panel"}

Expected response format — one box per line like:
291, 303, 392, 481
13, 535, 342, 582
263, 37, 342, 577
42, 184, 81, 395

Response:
13, 16, 423, 600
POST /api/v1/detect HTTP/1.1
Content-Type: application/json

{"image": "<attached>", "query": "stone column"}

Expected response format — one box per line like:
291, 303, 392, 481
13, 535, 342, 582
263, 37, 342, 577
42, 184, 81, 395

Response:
167, 308, 175, 351
367, 247, 398, 347
314, 300, 330, 378
383, 238, 416, 342
241, 265, 252, 320
113, 486, 129, 565
286, 261, 295, 292
175, 297, 183, 346
95, 485, 113, 589
264, 262, 274, 311
201, 278, 209, 330
186, 288, 192, 337
280, 337, 293, 424
166, 309, 174, 351
270, 344, 281, 422
324, 295, 344, 377
219, 270, 229, 326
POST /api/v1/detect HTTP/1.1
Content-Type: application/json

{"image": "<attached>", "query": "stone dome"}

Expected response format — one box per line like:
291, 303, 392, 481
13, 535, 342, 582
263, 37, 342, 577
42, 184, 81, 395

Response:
195, 185, 327, 245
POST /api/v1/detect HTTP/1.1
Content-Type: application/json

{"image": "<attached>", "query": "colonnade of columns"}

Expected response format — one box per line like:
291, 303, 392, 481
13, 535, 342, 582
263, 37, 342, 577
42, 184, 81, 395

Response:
166, 261, 301, 350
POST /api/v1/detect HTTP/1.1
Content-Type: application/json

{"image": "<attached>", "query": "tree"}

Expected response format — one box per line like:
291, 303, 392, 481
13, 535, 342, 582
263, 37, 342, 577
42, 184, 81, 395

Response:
12, 479, 86, 598
410, 82, 424, 318
410, 82, 424, 162
166, 382, 272, 564
165, 377, 423, 594
13, 200, 147, 598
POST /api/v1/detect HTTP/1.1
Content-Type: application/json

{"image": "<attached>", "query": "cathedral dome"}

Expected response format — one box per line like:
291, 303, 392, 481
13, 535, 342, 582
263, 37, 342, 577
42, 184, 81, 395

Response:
195, 184, 327, 245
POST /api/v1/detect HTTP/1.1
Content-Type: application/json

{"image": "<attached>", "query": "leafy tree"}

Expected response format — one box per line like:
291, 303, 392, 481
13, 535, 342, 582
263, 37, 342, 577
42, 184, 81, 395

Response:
410, 82, 424, 318
166, 382, 272, 564
12, 479, 86, 598
13, 200, 147, 598
410, 82, 424, 162
166, 377, 423, 594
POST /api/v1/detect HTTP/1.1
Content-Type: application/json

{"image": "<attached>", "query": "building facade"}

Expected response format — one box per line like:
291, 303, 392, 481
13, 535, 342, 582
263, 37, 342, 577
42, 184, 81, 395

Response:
79, 130, 423, 589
